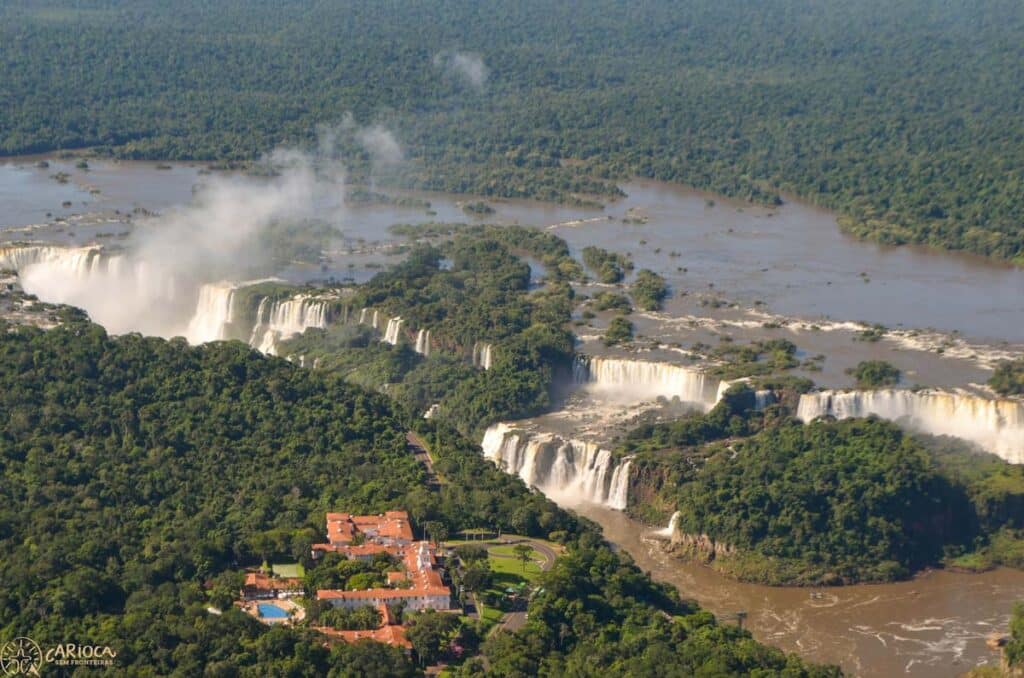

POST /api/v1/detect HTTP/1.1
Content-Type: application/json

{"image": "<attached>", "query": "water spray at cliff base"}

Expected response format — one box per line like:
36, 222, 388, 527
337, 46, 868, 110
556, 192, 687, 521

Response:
7, 148, 348, 340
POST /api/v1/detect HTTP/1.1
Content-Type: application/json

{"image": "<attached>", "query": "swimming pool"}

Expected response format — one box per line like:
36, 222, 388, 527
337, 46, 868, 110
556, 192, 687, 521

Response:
257, 602, 289, 619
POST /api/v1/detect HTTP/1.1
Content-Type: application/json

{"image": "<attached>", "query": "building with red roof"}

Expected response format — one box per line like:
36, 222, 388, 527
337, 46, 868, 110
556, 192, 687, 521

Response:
312, 512, 452, 613
313, 604, 412, 651
241, 572, 304, 600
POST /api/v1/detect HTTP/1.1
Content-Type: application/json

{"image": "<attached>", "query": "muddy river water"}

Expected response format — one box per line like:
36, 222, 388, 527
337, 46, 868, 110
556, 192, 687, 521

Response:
2, 157, 1022, 676
575, 504, 1021, 677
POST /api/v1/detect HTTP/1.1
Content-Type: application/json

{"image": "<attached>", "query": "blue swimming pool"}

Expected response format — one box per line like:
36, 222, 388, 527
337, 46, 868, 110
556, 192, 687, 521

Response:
258, 603, 288, 619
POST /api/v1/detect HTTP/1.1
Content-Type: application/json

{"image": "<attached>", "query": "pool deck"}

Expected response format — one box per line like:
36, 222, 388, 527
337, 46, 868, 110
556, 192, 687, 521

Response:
240, 598, 305, 625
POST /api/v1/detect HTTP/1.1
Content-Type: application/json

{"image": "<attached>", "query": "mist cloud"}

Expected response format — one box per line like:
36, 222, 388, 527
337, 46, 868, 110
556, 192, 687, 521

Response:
355, 125, 404, 166
18, 121, 404, 340
434, 50, 489, 90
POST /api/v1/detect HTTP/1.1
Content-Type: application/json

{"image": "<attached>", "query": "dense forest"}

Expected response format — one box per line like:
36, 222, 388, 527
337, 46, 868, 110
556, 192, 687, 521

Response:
0, 318, 838, 674
623, 397, 1024, 585
2, 0, 1022, 261
281, 227, 579, 438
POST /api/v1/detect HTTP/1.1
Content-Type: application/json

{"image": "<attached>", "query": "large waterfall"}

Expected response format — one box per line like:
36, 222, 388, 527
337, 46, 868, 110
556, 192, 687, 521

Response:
481, 423, 631, 509
0, 244, 182, 335
797, 389, 1024, 464
248, 295, 330, 355
185, 281, 239, 344
574, 356, 726, 410
415, 329, 431, 356
0, 245, 106, 275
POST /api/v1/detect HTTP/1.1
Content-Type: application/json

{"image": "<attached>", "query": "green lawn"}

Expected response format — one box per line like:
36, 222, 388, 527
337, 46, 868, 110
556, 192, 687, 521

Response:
270, 562, 305, 578
488, 546, 543, 582
479, 603, 504, 626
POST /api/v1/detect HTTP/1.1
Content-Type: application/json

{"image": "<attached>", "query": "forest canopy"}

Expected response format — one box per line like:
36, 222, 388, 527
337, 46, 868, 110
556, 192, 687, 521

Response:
1, 0, 1022, 261
0, 318, 837, 674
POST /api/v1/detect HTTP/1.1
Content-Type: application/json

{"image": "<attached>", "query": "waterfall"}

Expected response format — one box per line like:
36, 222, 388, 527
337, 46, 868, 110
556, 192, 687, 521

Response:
0, 244, 103, 275
372, 310, 381, 329
0, 244, 182, 334
358, 308, 368, 325
415, 329, 431, 356
574, 356, 724, 411
754, 389, 775, 410
653, 511, 681, 539
185, 281, 238, 344
481, 423, 631, 509
473, 342, 493, 370
797, 389, 1024, 464
383, 317, 404, 345
248, 295, 330, 355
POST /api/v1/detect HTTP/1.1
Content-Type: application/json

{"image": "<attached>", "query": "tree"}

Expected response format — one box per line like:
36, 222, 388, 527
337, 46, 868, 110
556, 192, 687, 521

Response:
513, 544, 533, 573
603, 317, 633, 346
989, 359, 1024, 396
1007, 602, 1024, 667
346, 572, 383, 591
406, 610, 460, 665
423, 520, 448, 546
462, 563, 493, 593
846, 360, 901, 388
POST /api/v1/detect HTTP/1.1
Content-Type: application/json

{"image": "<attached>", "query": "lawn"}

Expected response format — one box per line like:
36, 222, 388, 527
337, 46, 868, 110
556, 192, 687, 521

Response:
270, 562, 305, 578
488, 545, 543, 582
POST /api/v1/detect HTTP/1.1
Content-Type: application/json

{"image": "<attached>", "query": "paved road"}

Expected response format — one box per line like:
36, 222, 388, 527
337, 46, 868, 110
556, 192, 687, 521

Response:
406, 431, 442, 488
500, 611, 527, 632
483, 538, 557, 571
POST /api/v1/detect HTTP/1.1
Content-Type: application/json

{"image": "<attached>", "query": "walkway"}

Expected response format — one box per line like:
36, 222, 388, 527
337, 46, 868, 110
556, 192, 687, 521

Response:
406, 431, 442, 489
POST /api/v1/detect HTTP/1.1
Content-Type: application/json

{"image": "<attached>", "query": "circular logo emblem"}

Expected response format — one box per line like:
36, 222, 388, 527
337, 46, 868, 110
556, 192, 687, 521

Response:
0, 638, 42, 676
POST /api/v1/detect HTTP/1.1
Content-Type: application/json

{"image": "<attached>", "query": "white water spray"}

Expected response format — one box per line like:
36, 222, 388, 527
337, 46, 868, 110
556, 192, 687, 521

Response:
383, 316, 404, 345
473, 342, 493, 370
415, 329, 431, 356
573, 356, 726, 410
797, 389, 1024, 463
481, 422, 631, 509
249, 295, 330, 355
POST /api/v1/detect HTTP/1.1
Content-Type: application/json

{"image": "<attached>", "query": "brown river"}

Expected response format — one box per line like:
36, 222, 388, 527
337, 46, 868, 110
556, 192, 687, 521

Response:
573, 504, 1022, 677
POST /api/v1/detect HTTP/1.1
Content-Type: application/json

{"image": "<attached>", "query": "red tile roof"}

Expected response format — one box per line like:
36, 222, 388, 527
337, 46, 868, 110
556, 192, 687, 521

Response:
324, 511, 414, 546
314, 624, 412, 649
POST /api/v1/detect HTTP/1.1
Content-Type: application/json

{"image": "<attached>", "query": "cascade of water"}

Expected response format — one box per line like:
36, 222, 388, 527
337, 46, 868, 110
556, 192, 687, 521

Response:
358, 308, 368, 325
383, 317, 404, 345
184, 282, 239, 344
481, 423, 631, 509
415, 329, 431, 356
0, 244, 101, 274
1, 244, 183, 334
372, 310, 381, 329
248, 295, 330, 355
473, 343, 493, 370
754, 389, 775, 410
574, 356, 724, 410
797, 389, 1024, 463
653, 511, 681, 539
